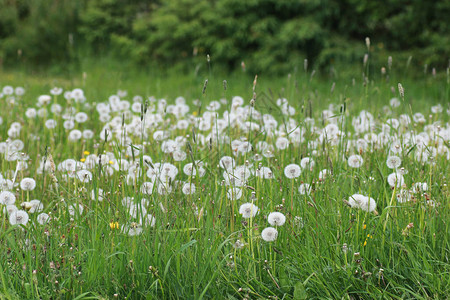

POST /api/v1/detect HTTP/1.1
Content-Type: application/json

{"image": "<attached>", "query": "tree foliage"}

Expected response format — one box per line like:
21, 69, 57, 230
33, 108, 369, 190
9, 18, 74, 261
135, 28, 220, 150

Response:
0, 0, 448, 73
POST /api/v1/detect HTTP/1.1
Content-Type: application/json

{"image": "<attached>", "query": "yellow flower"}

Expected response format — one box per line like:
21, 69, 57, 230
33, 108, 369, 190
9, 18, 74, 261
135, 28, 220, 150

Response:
363, 240, 367, 246
109, 221, 119, 230
83, 151, 90, 155
363, 224, 367, 230
80, 158, 86, 162
109, 160, 114, 165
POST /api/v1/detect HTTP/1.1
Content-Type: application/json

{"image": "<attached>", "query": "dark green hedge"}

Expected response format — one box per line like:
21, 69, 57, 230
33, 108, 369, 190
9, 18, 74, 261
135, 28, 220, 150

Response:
0, 0, 448, 73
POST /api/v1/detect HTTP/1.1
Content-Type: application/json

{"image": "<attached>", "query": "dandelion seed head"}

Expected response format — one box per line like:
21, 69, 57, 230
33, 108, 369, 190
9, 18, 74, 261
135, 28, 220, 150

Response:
386, 156, 401, 169
0, 191, 16, 205
267, 212, 286, 226
20, 177, 36, 191
348, 155, 364, 168
284, 164, 301, 179
9, 210, 29, 226
261, 227, 278, 242
387, 172, 405, 188
239, 203, 258, 218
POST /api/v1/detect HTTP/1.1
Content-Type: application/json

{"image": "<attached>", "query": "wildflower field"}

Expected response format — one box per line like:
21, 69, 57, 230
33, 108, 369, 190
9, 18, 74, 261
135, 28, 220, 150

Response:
0, 60, 449, 299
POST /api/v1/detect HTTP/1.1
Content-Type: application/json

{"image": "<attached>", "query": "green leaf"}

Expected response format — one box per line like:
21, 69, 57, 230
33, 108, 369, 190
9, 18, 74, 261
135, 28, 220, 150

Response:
293, 281, 307, 300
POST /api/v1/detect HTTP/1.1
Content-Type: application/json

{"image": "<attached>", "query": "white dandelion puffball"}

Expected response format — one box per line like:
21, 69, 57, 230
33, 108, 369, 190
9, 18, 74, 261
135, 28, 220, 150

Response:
239, 203, 259, 218
38, 95, 52, 106
0, 191, 16, 205
348, 194, 377, 213
5, 205, 18, 215
129, 204, 147, 219
300, 157, 315, 170
122, 223, 143, 236
426, 200, 437, 207
140, 182, 154, 195
261, 227, 278, 242
412, 182, 428, 193
387, 172, 405, 188
37, 213, 50, 225
182, 183, 196, 195
359, 196, 377, 212
255, 167, 274, 179
396, 189, 412, 203
157, 182, 172, 195
45, 119, 57, 129
227, 188, 243, 200
318, 169, 330, 180
91, 188, 104, 201
294, 216, 304, 228
232, 239, 245, 249
2, 85, 14, 95
183, 163, 197, 176
390, 97, 401, 108
83, 129, 94, 139
173, 150, 187, 162
298, 183, 312, 195
141, 214, 156, 227
21, 201, 33, 211
284, 164, 301, 179
348, 194, 366, 208
121, 197, 134, 208
20, 177, 36, 191
267, 212, 286, 226
9, 210, 29, 226
68, 203, 84, 216
431, 104, 443, 114
29, 200, 44, 213
76, 170, 93, 183
15, 87, 25, 96
275, 137, 289, 150
386, 156, 401, 169
68, 129, 83, 141
75, 112, 88, 123
25, 108, 37, 119
348, 155, 364, 168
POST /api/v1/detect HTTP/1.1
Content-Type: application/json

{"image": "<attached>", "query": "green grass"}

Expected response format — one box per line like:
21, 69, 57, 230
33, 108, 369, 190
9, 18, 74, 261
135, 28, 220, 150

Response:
0, 56, 449, 299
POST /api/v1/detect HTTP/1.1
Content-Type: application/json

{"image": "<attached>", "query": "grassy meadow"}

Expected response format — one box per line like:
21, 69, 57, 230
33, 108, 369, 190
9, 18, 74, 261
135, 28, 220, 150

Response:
0, 56, 449, 299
